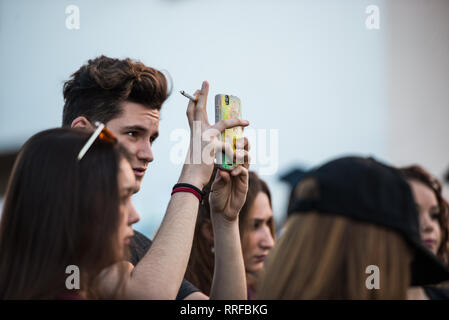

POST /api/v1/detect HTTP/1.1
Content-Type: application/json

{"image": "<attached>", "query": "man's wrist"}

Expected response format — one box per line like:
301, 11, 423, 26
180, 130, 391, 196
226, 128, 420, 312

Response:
178, 165, 206, 190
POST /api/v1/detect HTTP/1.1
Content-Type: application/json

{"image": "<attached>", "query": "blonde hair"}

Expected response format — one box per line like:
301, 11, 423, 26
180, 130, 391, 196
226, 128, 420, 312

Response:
257, 212, 413, 299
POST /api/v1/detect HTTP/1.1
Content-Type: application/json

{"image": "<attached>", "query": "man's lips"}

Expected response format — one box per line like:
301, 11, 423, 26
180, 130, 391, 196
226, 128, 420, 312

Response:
133, 168, 147, 177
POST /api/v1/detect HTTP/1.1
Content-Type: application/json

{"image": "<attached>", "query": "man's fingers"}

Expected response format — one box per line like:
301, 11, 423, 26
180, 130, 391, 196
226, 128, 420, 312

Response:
194, 89, 200, 98
235, 137, 248, 150
186, 89, 200, 124
235, 137, 250, 152
195, 81, 209, 120
234, 150, 250, 169
230, 165, 249, 179
211, 139, 250, 169
203, 139, 234, 166
215, 141, 235, 163
212, 119, 249, 133
234, 138, 250, 168
211, 140, 234, 157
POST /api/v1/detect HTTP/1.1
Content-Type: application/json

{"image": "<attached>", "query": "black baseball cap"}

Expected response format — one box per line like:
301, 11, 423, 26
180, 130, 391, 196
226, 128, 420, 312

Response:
280, 168, 307, 188
288, 156, 449, 286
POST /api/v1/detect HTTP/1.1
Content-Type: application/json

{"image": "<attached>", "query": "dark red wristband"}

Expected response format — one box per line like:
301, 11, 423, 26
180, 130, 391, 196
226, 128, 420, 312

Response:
171, 187, 202, 202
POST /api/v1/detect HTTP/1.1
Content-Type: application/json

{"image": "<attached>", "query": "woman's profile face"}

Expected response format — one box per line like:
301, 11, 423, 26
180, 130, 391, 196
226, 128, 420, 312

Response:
242, 192, 275, 274
409, 179, 441, 255
117, 159, 140, 253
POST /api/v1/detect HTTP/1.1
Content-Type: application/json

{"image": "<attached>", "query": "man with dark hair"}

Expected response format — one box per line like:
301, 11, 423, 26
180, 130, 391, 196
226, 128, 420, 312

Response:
63, 56, 250, 299
63, 56, 167, 192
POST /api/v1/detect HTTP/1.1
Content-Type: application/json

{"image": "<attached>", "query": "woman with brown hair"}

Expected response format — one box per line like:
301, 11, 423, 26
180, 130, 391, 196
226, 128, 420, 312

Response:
399, 165, 449, 299
185, 169, 275, 299
257, 156, 449, 299
0, 127, 136, 299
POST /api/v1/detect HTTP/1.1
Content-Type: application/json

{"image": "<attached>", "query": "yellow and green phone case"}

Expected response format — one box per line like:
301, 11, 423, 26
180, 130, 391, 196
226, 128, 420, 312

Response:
215, 94, 243, 170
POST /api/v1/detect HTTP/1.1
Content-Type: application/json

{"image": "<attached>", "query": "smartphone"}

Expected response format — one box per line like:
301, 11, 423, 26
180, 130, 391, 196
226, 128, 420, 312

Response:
215, 94, 243, 170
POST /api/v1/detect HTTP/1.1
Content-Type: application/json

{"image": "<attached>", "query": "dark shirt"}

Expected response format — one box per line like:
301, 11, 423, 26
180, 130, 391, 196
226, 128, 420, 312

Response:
424, 287, 449, 300
129, 230, 200, 300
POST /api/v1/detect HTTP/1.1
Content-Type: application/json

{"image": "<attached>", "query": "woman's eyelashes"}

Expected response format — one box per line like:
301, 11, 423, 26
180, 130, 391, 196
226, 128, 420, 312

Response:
251, 218, 272, 230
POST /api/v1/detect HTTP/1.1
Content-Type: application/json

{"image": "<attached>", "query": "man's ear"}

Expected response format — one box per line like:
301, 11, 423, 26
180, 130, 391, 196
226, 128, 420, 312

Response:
71, 116, 93, 130
200, 219, 214, 245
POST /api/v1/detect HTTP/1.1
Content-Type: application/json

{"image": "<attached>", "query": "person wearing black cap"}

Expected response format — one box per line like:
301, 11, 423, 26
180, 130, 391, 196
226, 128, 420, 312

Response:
276, 167, 307, 239
279, 167, 307, 218
257, 156, 449, 299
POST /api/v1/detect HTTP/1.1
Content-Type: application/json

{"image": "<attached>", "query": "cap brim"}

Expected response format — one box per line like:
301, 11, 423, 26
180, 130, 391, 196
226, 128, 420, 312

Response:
409, 237, 449, 286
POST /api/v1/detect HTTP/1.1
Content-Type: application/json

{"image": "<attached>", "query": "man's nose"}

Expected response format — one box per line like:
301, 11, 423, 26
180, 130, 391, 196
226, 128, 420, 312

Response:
137, 140, 154, 163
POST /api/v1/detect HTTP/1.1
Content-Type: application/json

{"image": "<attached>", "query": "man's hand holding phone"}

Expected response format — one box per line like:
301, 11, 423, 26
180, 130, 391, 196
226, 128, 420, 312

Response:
178, 81, 250, 191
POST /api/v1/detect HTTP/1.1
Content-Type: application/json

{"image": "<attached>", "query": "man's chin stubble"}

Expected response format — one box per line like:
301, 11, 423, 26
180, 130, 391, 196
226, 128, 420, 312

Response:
133, 179, 143, 194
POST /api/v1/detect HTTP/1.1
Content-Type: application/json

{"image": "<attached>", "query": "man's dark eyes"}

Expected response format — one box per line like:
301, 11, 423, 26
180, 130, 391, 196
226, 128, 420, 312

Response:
126, 131, 138, 137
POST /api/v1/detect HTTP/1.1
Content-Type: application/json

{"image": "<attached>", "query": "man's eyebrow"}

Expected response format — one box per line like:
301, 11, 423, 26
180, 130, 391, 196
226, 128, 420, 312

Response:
122, 125, 148, 133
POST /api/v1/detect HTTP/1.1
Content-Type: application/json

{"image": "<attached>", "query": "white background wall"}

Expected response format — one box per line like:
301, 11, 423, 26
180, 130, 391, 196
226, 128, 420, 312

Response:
387, 0, 449, 200
1, 0, 447, 237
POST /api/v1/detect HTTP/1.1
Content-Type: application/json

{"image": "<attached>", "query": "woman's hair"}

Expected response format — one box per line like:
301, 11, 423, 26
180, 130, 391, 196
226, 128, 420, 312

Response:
257, 176, 414, 299
185, 169, 275, 295
256, 212, 413, 299
0, 127, 127, 299
399, 165, 449, 265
